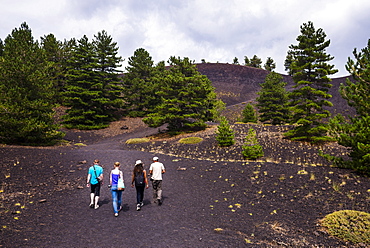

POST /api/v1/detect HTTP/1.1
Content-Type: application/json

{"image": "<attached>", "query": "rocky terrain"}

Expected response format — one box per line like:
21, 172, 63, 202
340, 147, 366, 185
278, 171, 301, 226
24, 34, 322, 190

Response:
1, 64, 368, 248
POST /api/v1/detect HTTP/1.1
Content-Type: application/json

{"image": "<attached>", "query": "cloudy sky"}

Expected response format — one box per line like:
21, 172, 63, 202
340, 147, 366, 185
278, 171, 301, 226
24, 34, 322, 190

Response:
1, 0, 369, 77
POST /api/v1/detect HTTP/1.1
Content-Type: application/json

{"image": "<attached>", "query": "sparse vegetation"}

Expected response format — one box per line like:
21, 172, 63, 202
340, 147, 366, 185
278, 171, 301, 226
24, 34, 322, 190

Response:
1, 20, 370, 247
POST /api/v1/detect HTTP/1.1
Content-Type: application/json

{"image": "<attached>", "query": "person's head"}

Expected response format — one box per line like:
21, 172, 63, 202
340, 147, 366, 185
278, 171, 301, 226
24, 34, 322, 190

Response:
153, 156, 159, 162
134, 160, 143, 173
94, 159, 100, 164
114, 162, 120, 168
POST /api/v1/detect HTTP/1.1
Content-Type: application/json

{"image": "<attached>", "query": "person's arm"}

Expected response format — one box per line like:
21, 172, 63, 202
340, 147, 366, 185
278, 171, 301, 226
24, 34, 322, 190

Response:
99, 168, 104, 181
162, 164, 166, 174
144, 170, 149, 188
109, 171, 113, 185
98, 172, 104, 185
86, 173, 91, 187
131, 171, 135, 188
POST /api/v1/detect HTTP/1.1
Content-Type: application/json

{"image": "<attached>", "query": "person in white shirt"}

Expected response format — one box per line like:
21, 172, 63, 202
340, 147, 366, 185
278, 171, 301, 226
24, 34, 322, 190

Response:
149, 156, 165, 205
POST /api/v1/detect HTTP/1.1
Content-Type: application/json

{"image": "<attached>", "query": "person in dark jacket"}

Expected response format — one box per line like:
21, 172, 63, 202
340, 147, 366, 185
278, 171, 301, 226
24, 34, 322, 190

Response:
131, 160, 149, 211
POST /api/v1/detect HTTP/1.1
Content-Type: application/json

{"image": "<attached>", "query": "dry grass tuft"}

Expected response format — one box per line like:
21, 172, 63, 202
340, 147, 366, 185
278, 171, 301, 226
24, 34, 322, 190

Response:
178, 137, 203, 144
125, 138, 150, 144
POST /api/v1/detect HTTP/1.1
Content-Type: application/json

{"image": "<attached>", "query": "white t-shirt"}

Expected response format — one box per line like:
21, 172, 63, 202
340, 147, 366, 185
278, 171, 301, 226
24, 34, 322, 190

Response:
149, 161, 165, 180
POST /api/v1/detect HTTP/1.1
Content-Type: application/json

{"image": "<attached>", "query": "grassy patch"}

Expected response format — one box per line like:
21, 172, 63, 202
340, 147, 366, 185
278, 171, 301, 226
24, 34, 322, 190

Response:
125, 138, 150, 144
74, 143, 87, 146
178, 137, 203, 144
320, 210, 370, 244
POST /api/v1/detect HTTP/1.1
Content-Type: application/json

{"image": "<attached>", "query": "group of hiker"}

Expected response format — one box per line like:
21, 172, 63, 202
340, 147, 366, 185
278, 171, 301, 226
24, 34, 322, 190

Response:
86, 157, 166, 217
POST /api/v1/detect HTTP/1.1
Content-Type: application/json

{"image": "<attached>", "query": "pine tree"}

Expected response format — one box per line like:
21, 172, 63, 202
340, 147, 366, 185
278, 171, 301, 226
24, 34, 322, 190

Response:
233, 57, 239, 65
0, 22, 64, 145
340, 39, 370, 116
244, 56, 250, 66
249, 55, 262, 68
0, 39, 4, 57
122, 48, 160, 117
256, 72, 290, 125
62, 35, 104, 129
62, 31, 123, 129
284, 21, 338, 143
242, 128, 264, 160
324, 39, 370, 174
40, 33, 67, 103
93, 30, 124, 117
264, 57, 276, 71
215, 116, 235, 147
284, 53, 293, 76
143, 56, 224, 132
242, 103, 257, 123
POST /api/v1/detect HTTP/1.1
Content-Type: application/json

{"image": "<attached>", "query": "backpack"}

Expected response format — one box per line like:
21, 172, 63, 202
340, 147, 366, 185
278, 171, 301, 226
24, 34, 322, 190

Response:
135, 171, 145, 186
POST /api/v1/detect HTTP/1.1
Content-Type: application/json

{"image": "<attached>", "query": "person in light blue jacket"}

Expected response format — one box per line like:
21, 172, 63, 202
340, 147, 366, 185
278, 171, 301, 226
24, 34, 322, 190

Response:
86, 159, 104, 209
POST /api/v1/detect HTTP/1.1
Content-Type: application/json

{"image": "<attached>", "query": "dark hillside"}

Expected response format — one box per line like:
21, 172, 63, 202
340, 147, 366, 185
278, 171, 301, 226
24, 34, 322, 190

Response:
329, 76, 356, 116
196, 63, 355, 120
196, 63, 294, 106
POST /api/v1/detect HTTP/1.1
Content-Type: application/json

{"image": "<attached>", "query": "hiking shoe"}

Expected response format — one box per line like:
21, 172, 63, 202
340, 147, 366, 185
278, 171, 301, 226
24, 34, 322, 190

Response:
118, 206, 122, 212
114, 213, 118, 217
94, 205, 99, 209
140, 202, 144, 207
157, 199, 162, 206
136, 204, 141, 211
89, 203, 94, 208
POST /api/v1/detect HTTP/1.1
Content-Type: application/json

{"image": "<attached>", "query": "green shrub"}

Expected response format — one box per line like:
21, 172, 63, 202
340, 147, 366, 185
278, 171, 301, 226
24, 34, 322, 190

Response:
125, 138, 150, 144
242, 144, 264, 160
242, 103, 257, 123
242, 128, 264, 159
215, 116, 235, 147
178, 137, 203, 144
320, 210, 370, 244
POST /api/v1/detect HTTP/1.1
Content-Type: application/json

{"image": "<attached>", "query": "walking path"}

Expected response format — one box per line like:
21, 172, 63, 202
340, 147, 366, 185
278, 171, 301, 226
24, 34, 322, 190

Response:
1, 126, 367, 247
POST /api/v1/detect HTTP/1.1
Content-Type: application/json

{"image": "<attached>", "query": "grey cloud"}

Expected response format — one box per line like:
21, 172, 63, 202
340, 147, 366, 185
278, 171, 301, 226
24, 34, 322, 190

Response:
1, 0, 369, 77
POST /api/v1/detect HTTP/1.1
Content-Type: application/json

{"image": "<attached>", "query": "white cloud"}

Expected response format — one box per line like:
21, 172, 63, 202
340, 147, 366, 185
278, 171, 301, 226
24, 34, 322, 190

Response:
1, 0, 369, 76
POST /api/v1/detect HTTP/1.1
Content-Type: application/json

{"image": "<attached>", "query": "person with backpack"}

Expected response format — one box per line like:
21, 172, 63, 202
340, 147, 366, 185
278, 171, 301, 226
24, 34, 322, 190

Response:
131, 160, 149, 211
86, 159, 104, 209
109, 162, 124, 217
149, 156, 165, 205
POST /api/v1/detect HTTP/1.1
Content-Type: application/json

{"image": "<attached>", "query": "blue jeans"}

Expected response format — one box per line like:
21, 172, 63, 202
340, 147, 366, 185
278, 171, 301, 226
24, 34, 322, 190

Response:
111, 189, 122, 213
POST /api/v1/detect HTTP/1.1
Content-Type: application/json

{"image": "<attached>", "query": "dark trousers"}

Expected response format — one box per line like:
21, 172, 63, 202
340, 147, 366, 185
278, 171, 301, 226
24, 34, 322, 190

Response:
90, 183, 101, 196
152, 180, 162, 200
135, 185, 145, 204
